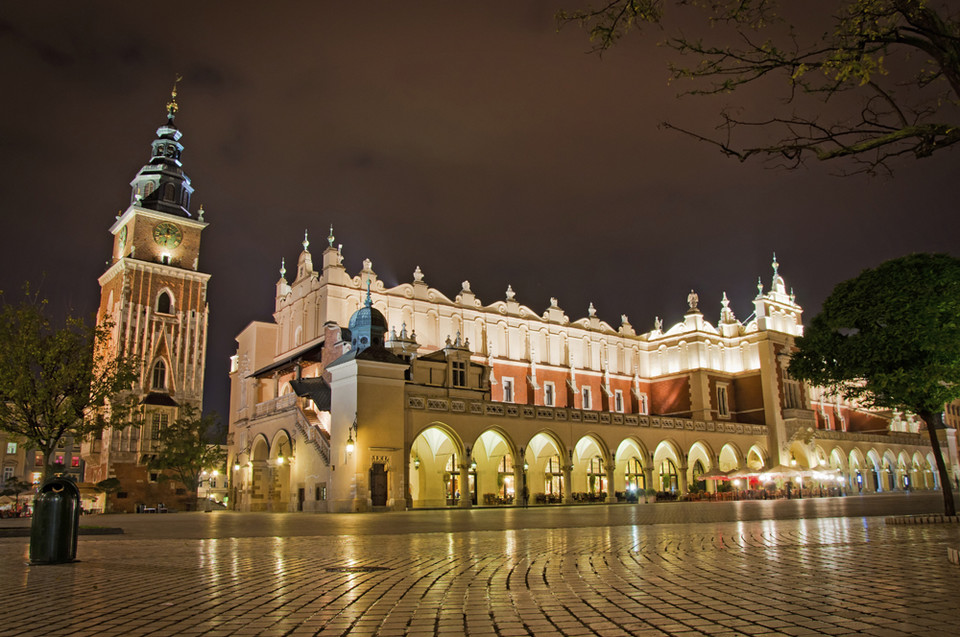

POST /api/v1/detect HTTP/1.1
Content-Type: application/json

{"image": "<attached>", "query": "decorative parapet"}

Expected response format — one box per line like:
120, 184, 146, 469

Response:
783, 408, 816, 421
252, 393, 298, 419
405, 395, 765, 435
813, 429, 926, 446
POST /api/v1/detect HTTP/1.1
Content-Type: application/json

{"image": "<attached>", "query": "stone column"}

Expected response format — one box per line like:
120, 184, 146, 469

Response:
459, 461, 472, 508
644, 466, 655, 496
514, 462, 526, 507
708, 455, 720, 494
605, 455, 617, 503
678, 464, 689, 495
563, 462, 574, 504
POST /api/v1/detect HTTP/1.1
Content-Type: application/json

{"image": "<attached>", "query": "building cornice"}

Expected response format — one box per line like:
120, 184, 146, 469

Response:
98, 256, 212, 287
109, 205, 209, 235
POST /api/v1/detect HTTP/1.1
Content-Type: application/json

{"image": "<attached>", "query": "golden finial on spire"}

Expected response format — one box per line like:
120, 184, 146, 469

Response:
166, 74, 183, 120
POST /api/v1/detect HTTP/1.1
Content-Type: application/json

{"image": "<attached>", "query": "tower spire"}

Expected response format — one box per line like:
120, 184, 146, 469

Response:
128, 79, 194, 218
166, 74, 182, 123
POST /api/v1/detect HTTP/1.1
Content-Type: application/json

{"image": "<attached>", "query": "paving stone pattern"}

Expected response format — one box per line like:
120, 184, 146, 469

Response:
2, 512, 959, 637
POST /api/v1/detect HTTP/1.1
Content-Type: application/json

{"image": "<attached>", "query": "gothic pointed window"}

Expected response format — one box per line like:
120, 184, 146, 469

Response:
152, 360, 167, 390
157, 291, 172, 314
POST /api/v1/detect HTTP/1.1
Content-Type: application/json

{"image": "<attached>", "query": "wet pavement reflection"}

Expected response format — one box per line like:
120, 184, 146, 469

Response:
1, 493, 958, 636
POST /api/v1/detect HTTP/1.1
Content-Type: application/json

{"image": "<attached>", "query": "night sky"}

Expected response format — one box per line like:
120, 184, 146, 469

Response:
2, 2, 956, 421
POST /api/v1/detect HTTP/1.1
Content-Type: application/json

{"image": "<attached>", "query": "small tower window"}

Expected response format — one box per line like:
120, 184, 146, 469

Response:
544, 382, 555, 407
638, 393, 649, 415
502, 378, 514, 403
157, 291, 172, 314
163, 183, 176, 201
717, 384, 730, 418
152, 360, 167, 390
452, 361, 466, 387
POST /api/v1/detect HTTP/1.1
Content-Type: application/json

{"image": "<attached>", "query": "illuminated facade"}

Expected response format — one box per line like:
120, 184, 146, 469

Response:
81, 88, 211, 513
227, 235, 952, 512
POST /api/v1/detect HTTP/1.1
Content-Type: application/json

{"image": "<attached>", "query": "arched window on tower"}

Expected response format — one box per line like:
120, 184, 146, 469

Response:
163, 183, 176, 201
152, 360, 167, 391
156, 291, 173, 314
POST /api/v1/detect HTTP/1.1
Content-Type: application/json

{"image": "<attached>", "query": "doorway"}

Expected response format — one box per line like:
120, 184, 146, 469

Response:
371, 463, 388, 507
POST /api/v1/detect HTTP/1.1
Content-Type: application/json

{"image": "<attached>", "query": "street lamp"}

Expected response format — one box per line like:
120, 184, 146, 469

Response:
346, 416, 358, 454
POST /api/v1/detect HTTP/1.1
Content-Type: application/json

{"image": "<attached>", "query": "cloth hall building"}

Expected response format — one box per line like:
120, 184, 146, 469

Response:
227, 233, 952, 513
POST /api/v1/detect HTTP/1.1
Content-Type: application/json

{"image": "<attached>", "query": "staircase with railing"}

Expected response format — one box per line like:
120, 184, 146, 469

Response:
294, 405, 330, 466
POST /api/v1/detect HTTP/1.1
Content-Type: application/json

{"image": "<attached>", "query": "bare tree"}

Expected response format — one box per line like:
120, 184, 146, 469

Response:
558, 0, 960, 173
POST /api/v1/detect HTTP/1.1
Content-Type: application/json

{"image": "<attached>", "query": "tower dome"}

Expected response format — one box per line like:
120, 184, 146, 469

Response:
348, 281, 388, 352
128, 78, 195, 218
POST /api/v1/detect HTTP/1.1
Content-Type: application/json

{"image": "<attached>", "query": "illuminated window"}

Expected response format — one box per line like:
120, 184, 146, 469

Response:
152, 360, 167, 390
71, 457, 80, 468
34, 453, 43, 467
716, 384, 730, 418
502, 378, 514, 403
55, 455, 64, 465
693, 460, 706, 487
544, 455, 563, 496
150, 413, 168, 440
2, 466, 13, 481
31, 472, 41, 485
586, 456, 605, 494
625, 458, 644, 491
581, 386, 592, 410
543, 382, 555, 407
452, 361, 466, 387
5, 442, 15, 454
614, 390, 624, 413
659, 459, 678, 492
498, 455, 514, 499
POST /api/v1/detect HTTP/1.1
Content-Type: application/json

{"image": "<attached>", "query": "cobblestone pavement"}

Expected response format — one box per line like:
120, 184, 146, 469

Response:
2, 495, 959, 637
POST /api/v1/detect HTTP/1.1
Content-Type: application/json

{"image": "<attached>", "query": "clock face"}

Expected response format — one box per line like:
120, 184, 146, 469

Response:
153, 222, 183, 248
118, 225, 127, 248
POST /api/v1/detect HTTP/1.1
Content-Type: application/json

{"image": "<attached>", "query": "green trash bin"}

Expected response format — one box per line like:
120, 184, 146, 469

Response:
29, 476, 81, 564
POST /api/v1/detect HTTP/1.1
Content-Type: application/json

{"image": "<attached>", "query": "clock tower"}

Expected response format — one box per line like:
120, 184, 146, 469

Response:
83, 84, 212, 512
